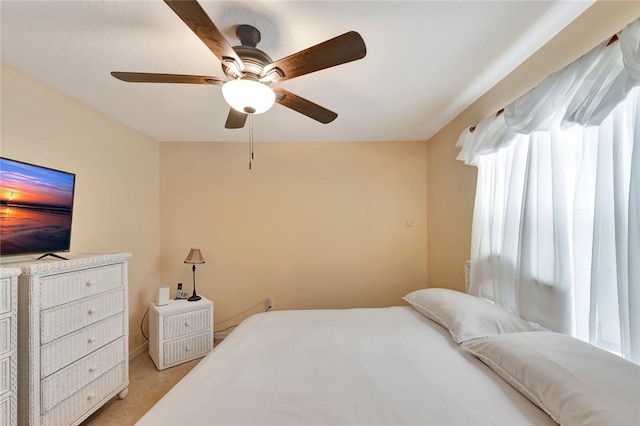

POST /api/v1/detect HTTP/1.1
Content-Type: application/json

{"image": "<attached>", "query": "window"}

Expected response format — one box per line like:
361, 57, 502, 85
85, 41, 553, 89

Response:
457, 18, 639, 364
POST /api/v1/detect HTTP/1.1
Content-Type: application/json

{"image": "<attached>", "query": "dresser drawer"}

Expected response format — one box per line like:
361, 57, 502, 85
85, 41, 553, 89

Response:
41, 337, 125, 412
0, 356, 8, 395
39, 263, 125, 309
0, 278, 10, 316
163, 332, 212, 366
40, 314, 125, 378
41, 289, 125, 344
42, 361, 126, 426
0, 393, 9, 426
163, 307, 211, 340
0, 319, 8, 357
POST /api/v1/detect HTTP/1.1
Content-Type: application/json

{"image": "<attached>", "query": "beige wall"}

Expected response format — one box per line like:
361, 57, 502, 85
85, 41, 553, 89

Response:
0, 62, 427, 349
426, 1, 640, 292
0, 64, 161, 353
159, 141, 427, 329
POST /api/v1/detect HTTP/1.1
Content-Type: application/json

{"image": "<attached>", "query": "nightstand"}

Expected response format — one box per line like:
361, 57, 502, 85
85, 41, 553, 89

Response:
148, 297, 214, 370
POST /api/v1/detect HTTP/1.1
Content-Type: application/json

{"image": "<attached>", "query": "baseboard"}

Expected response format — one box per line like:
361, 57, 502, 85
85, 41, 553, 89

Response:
130, 342, 149, 360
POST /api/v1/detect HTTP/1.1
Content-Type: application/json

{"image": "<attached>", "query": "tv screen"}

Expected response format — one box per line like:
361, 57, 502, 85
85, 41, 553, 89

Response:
0, 157, 76, 257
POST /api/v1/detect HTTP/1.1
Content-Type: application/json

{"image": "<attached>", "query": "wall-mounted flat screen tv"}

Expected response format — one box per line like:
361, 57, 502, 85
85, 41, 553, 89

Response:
0, 157, 76, 257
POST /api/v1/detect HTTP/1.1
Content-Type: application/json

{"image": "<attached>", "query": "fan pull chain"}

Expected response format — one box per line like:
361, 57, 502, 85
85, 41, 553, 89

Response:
248, 113, 254, 170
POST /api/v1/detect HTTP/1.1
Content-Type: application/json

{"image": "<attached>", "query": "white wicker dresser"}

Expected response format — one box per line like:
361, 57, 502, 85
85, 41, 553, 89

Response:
0, 268, 19, 426
15, 253, 131, 426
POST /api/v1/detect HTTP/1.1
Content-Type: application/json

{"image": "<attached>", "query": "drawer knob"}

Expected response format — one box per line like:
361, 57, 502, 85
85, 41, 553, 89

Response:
86, 280, 94, 287
89, 365, 97, 372
87, 393, 95, 400
88, 308, 96, 315
184, 321, 191, 327
88, 337, 96, 343
185, 346, 191, 352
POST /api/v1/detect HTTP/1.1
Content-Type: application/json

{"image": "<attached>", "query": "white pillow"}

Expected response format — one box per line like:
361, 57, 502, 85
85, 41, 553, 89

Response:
463, 332, 640, 426
402, 288, 535, 343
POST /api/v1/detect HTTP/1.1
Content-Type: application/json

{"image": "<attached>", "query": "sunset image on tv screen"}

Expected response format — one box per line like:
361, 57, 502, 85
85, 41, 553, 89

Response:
0, 158, 75, 256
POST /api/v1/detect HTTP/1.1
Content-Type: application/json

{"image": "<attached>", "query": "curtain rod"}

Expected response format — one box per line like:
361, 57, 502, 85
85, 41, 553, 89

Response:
468, 33, 620, 134
469, 109, 502, 133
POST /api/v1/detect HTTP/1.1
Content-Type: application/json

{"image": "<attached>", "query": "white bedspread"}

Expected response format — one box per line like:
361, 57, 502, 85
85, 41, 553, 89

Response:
137, 307, 554, 425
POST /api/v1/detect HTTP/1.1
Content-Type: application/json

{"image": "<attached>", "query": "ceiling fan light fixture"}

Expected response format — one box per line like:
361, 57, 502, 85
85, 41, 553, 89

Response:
222, 79, 275, 115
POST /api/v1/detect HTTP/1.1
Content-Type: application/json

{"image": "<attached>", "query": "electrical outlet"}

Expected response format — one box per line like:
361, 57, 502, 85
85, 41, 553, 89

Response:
267, 298, 273, 310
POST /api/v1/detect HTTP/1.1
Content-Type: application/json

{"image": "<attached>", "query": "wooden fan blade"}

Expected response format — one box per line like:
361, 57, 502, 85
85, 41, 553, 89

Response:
164, 0, 243, 70
274, 88, 337, 124
111, 72, 224, 85
263, 31, 366, 82
225, 108, 248, 129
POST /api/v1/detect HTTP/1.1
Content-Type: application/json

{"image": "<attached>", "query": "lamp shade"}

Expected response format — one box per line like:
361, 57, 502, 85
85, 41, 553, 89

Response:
184, 248, 205, 264
221, 79, 275, 114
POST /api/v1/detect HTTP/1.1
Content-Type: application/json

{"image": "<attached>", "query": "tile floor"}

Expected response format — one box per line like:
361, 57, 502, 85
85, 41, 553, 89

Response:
81, 352, 201, 425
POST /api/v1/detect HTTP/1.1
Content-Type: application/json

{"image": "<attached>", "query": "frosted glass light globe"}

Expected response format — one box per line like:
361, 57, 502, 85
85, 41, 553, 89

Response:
222, 79, 275, 114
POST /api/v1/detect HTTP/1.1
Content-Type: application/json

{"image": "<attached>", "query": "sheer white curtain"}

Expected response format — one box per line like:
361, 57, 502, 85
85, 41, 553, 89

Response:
457, 18, 640, 363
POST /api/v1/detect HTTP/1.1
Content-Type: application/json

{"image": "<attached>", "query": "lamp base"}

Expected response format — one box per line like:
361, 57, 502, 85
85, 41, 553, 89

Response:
188, 294, 201, 302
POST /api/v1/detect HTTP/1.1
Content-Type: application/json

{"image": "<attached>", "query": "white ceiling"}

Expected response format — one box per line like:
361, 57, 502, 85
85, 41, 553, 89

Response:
1, 1, 594, 143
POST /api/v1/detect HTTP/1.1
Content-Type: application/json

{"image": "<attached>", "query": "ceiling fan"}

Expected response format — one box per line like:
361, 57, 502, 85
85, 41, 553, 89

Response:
111, 0, 367, 129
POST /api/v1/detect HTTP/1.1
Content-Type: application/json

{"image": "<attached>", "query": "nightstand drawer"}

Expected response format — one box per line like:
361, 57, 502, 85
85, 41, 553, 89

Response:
41, 289, 125, 344
41, 337, 126, 412
39, 263, 125, 309
163, 332, 212, 366
163, 307, 211, 340
40, 313, 125, 378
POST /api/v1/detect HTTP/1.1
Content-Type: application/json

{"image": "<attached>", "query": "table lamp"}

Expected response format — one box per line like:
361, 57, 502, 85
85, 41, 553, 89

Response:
184, 248, 204, 301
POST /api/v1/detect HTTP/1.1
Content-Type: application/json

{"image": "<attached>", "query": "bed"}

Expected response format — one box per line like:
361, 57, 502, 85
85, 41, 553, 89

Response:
137, 289, 640, 426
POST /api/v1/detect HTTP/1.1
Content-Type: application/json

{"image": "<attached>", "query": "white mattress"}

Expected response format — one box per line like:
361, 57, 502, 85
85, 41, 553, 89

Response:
137, 307, 555, 425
